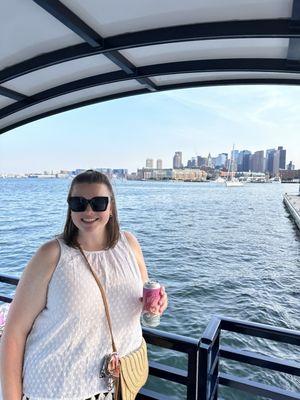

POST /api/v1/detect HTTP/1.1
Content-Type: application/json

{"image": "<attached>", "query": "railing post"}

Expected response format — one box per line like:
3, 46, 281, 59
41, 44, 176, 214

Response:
210, 332, 220, 400
186, 344, 199, 400
198, 342, 210, 400
198, 317, 222, 400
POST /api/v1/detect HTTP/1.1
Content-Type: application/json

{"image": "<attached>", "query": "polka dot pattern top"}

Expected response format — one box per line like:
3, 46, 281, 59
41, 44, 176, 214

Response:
22, 231, 144, 399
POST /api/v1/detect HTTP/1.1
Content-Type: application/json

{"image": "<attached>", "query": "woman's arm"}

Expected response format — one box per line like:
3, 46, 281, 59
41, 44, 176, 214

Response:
124, 231, 149, 284
0, 240, 60, 400
124, 231, 168, 315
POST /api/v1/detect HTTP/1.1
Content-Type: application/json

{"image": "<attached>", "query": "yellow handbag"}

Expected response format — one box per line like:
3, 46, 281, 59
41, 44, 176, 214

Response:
78, 245, 149, 400
119, 337, 148, 399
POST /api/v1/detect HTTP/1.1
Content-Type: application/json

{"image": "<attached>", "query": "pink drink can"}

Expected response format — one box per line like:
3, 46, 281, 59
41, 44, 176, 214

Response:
142, 280, 161, 327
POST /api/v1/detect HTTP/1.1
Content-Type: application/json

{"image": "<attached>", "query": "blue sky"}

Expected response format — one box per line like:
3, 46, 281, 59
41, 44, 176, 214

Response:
0, 84, 299, 174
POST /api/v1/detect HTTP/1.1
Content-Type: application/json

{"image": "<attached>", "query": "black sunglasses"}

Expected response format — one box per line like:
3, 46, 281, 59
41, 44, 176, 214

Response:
68, 196, 110, 212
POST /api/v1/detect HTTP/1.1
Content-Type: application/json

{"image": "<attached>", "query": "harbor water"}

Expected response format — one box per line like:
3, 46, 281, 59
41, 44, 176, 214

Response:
0, 178, 299, 399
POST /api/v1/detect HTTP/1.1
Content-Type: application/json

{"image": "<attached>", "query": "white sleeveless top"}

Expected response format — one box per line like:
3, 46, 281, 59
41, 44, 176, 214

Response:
22, 231, 144, 400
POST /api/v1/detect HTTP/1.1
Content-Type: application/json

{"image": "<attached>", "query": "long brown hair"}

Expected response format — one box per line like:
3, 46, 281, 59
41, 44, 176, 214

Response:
56, 169, 120, 249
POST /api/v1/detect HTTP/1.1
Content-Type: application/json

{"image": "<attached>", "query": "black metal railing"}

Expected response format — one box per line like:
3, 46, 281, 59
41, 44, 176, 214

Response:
199, 316, 300, 400
138, 328, 199, 399
0, 273, 18, 303
1, 274, 299, 400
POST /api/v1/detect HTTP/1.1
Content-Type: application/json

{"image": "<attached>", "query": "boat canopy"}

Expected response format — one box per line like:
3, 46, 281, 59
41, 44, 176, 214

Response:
1, 0, 300, 135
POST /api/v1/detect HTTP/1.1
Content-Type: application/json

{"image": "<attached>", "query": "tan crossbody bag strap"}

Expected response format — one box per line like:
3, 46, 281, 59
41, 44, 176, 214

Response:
77, 245, 118, 354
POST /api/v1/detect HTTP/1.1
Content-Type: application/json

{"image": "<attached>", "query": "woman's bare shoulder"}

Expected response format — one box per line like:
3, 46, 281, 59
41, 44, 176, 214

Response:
39, 238, 60, 255
3, 239, 61, 338
124, 230, 142, 244
39, 238, 60, 263
29, 239, 61, 279
123, 231, 142, 252
123, 231, 148, 283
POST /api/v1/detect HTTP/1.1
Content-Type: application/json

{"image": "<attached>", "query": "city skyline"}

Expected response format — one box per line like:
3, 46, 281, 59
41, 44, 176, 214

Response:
145, 145, 289, 169
0, 85, 299, 174
0, 144, 296, 176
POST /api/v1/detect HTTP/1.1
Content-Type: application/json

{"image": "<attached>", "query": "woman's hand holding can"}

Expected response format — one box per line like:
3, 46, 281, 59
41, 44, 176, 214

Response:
140, 281, 168, 327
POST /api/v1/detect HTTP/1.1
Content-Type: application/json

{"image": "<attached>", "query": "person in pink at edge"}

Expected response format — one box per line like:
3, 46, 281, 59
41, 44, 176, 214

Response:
0, 169, 168, 400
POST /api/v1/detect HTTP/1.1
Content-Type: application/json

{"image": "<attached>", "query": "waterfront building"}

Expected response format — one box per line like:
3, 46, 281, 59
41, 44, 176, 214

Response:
113, 169, 128, 178
153, 168, 173, 180
146, 158, 154, 169
279, 169, 300, 182
173, 152, 183, 169
199, 166, 218, 180
127, 172, 137, 180
243, 151, 252, 172
278, 146, 286, 170
137, 168, 173, 180
266, 149, 275, 176
229, 149, 239, 172
251, 150, 264, 173
187, 157, 197, 168
56, 173, 69, 178
231, 149, 239, 161
197, 156, 207, 168
137, 168, 153, 180
265, 147, 286, 177
27, 173, 56, 178
172, 168, 207, 181
273, 150, 281, 176
214, 153, 228, 169
206, 153, 213, 168
74, 169, 87, 175
237, 150, 251, 172
237, 151, 243, 171
95, 168, 113, 178
287, 161, 295, 171
156, 159, 162, 169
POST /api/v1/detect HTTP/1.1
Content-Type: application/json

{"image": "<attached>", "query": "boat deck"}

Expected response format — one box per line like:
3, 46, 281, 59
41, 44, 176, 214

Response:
284, 194, 300, 230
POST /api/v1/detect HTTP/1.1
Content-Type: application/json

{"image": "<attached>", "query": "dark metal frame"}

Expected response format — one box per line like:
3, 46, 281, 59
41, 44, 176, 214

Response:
2, 57, 300, 121
0, 19, 298, 85
2, 0, 300, 134
1, 273, 299, 399
139, 329, 199, 400
199, 316, 300, 400
288, 0, 300, 61
0, 87, 27, 102
4, 76, 300, 136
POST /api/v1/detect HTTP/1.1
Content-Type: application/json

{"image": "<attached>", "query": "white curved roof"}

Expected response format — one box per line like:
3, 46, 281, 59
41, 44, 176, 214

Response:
1, 0, 299, 134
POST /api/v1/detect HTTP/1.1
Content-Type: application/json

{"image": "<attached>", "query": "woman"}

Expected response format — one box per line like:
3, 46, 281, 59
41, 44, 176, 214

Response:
0, 169, 168, 400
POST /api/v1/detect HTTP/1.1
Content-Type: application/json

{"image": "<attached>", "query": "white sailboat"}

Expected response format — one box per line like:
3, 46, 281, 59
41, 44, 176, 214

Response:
225, 145, 244, 187
226, 179, 244, 187
215, 176, 226, 183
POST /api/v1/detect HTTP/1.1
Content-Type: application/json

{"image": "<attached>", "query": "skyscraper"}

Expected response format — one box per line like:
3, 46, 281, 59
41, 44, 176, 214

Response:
146, 159, 154, 169
156, 159, 163, 169
206, 153, 213, 168
239, 150, 251, 172
187, 157, 197, 168
273, 150, 280, 176
266, 149, 275, 175
173, 152, 183, 169
252, 150, 264, 172
215, 153, 228, 168
278, 146, 286, 170
230, 149, 239, 172
197, 156, 207, 168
